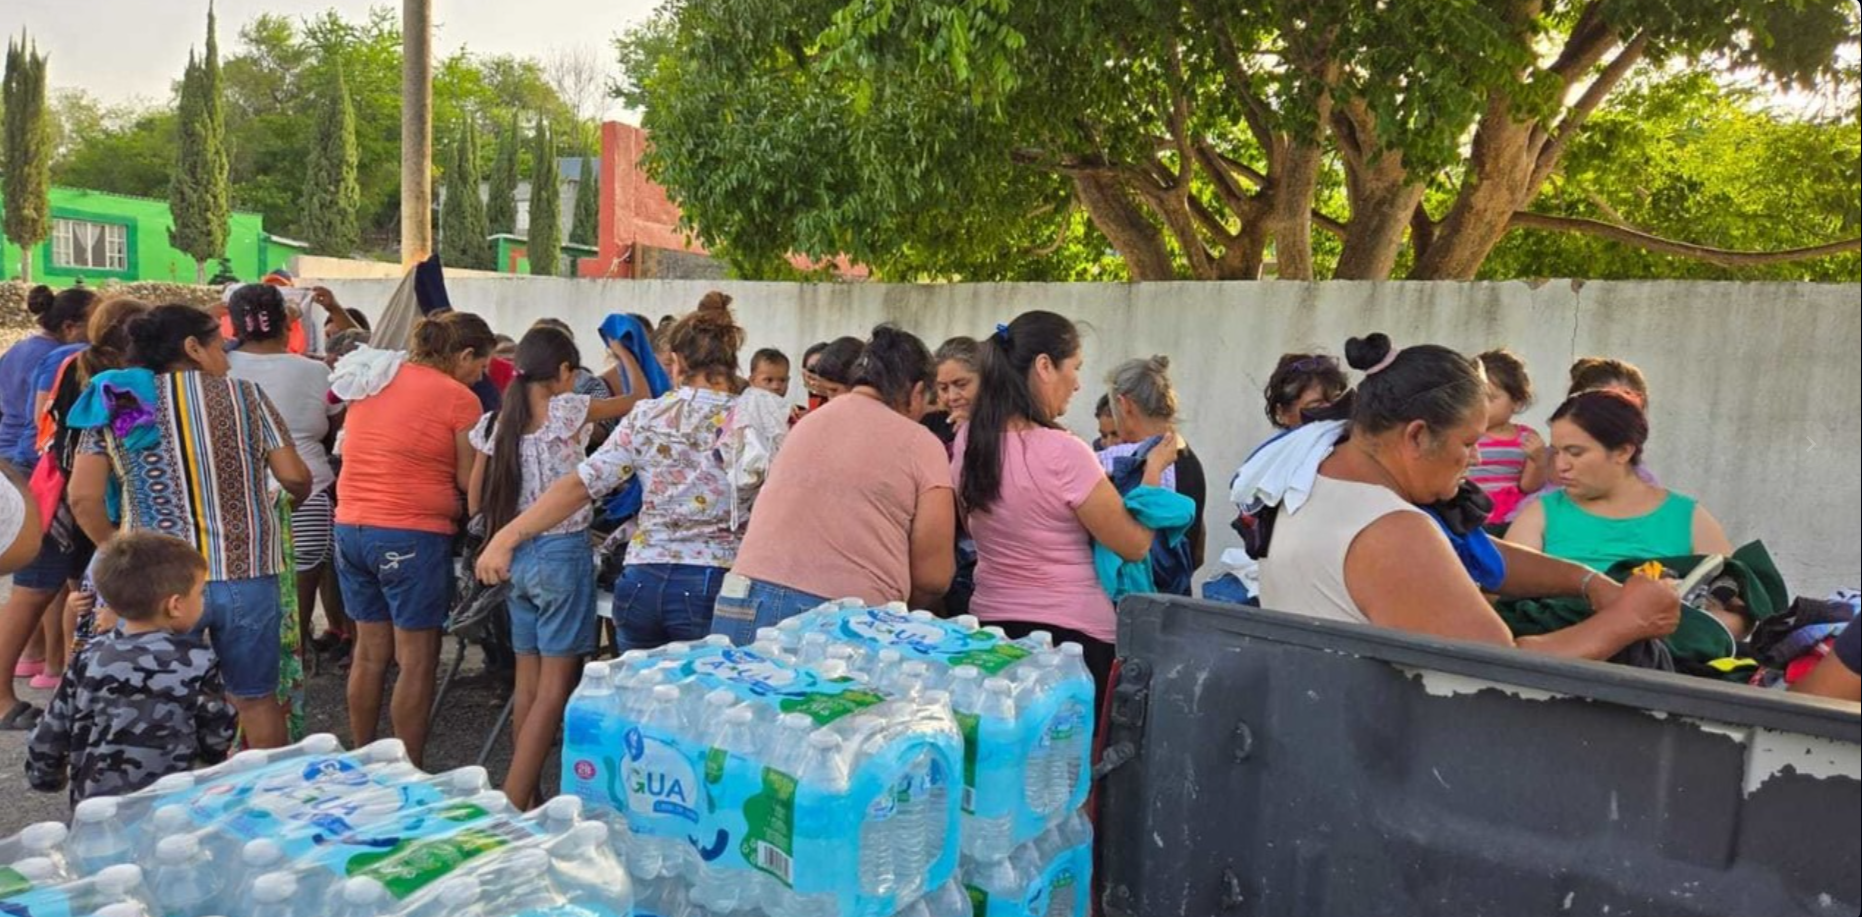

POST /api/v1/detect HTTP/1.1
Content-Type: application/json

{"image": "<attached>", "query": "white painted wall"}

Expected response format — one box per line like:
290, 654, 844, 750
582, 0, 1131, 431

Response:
303, 275, 1862, 597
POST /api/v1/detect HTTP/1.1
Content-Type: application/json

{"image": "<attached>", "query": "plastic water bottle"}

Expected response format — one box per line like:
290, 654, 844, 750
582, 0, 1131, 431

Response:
892, 755, 929, 898
798, 632, 829, 666
88, 903, 153, 917
550, 820, 633, 911
1048, 644, 1090, 813
6, 856, 60, 893
141, 803, 196, 860
148, 834, 222, 917
540, 794, 585, 834
225, 837, 287, 908
918, 689, 954, 880
67, 796, 134, 876
244, 872, 300, 917
15, 821, 70, 878
329, 876, 389, 917
974, 677, 1020, 858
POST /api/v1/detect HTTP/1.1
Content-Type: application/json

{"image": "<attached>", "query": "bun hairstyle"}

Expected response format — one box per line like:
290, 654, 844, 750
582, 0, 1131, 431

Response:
960, 310, 1082, 514
850, 324, 935, 411
1477, 348, 1534, 407
1264, 352, 1350, 430
812, 337, 866, 386
1567, 356, 1649, 410
1344, 333, 1485, 439
480, 326, 582, 537
410, 311, 497, 369
1551, 389, 1650, 466
78, 298, 153, 382
128, 304, 221, 371
229, 284, 290, 343
29, 285, 99, 336
1106, 355, 1178, 422
665, 291, 746, 381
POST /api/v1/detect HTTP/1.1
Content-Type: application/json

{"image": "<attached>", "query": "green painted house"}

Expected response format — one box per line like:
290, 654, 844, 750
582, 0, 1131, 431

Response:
0, 186, 307, 284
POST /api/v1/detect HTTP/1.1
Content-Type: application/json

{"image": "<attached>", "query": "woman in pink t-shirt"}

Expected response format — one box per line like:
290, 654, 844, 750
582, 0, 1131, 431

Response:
954, 311, 1176, 699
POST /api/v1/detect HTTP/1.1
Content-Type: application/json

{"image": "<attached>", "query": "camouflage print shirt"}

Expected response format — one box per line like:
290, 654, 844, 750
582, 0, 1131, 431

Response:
26, 629, 238, 805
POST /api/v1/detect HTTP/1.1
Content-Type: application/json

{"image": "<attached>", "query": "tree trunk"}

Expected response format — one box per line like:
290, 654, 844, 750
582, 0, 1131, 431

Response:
1268, 139, 1325, 281
1074, 172, 1178, 281
1214, 220, 1268, 280
19, 254, 31, 284
195, 259, 207, 285
1409, 108, 1536, 280
1335, 149, 1425, 280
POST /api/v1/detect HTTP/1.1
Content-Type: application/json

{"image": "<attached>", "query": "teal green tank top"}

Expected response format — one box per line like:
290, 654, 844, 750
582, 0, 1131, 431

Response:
1540, 489, 1698, 572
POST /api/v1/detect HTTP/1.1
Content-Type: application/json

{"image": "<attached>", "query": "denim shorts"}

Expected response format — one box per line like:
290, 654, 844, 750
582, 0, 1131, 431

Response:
194, 576, 284, 699
12, 528, 76, 591
509, 533, 598, 657
710, 575, 831, 647
611, 563, 725, 652
335, 525, 455, 632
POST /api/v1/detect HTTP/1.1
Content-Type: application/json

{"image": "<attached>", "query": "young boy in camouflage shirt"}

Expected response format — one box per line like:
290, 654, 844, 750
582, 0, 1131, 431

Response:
27, 532, 238, 804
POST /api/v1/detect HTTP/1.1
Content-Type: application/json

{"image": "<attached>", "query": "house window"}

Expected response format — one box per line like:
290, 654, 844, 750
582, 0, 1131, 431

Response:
51, 219, 129, 271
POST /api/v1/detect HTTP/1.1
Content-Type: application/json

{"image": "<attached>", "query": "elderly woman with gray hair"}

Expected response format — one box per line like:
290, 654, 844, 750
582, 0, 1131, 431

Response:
1096, 355, 1207, 595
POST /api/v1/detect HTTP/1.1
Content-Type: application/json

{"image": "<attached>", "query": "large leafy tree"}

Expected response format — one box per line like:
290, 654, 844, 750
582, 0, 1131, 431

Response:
301, 65, 361, 255
527, 120, 562, 276
2, 34, 52, 282
169, 5, 232, 284
441, 121, 494, 269
485, 111, 522, 236
620, 0, 1859, 281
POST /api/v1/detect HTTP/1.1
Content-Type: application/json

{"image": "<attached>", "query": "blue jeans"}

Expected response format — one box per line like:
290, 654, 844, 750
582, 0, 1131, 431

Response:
611, 563, 725, 652
195, 576, 284, 699
1201, 572, 1258, 607
335, 525, 455, 632
709, 575, 831, 647
509, 533, 598, 657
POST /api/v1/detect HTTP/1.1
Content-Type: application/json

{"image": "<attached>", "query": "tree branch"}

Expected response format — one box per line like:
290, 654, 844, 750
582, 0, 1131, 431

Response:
1026, 198, 1079, 258
1532, 31, 1649, 188
1545, 2, 1617, 84
1509, 212, 1862, 267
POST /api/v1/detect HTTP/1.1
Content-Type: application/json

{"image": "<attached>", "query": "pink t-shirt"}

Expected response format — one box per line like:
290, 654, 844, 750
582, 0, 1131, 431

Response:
732, 394, 953, 603
953, 426, 1115, 643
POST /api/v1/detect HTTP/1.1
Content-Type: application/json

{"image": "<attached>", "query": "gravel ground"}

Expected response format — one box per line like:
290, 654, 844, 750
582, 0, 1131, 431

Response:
0, 577, 559, 837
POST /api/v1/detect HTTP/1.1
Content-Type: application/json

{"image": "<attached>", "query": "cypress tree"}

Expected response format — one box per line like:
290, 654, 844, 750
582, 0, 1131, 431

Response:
527, 120, 561, 276
441, 121, 492, 269
2, 34, 51, 282
485, 111, 520, 236
301, 65, 361, 256
168, 5, 230, 283
569, 152, 599, 249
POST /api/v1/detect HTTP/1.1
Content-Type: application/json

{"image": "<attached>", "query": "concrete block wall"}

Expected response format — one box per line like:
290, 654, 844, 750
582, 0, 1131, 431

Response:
304, 275, 1862, 597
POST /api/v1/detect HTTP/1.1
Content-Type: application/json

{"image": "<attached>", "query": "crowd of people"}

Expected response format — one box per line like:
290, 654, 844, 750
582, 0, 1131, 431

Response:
0, 280, 1855, 812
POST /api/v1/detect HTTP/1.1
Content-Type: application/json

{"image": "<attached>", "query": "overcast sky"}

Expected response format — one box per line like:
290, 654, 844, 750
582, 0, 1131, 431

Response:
12, 0, 660, 117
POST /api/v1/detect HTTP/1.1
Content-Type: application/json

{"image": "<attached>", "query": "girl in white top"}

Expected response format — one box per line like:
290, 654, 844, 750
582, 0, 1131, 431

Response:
1259, 333, 1681, 662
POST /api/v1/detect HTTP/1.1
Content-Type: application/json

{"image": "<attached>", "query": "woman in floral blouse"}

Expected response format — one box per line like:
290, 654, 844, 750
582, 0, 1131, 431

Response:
475, 292, 789, 651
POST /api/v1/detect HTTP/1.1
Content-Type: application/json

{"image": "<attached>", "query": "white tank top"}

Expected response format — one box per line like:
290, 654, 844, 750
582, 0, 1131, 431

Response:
1259, 475, 1437, 625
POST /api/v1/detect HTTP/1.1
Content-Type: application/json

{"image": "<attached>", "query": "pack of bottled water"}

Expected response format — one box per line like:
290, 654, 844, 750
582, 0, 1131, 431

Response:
631, 874, 974, 917
2, 733, 636, 917
560, 636, 965, 917
755, 603, 1095, 861
962, 810, 1093, 917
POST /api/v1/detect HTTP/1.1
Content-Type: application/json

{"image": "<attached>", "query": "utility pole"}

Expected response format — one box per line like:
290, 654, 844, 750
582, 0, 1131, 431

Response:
401, 0, 433, 264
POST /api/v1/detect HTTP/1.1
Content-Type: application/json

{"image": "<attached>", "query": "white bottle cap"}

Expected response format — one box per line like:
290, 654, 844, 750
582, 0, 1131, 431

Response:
652, 684, 681, 703
908, 609, 936, 621
227, 748, 270, 771
242, 838, 284, 868
950, 665, 981, 681
363, 738, 407, 763
565, 821, 609, 850
543, 795, 584, 822
754, 627, 781, 643
10, 857, 58, 882
93, 864, 144, 894
878, 648, 903, 665
73, 796, 120, 822
154, 834, 199, 864
802, 632, 828, 647
583, 660, 613, 680
778, 712, 813, 732
342, 876, 388, 905
251, 872, 298, 904
725, 706, 754, 725
19, 821, 68, 851
449, 765, 491, 794
703, 635, 732, 648
705, 689, 735, 710
148, 772, 197, 794
922, 690, 951, 709
302, 733, 343, 755
91, 904, 149, 917
984, 677, 1013, 694
807, 730, 840, 750
826, 644, 856, 661
982, 626, 1007, 638
438, 876, 483, 906
1060, 642, 1084, 657
955, 615, 981, 630
150, 805, 192, 836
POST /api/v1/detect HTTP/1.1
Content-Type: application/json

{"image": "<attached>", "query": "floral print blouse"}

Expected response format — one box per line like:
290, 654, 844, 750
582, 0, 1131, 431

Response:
470, 393, 594, 537
576, 386, 789, 568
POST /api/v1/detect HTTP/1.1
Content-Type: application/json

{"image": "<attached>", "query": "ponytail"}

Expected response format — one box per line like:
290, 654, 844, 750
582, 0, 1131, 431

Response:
479, 327, 580, 536
959, 311, 1080, 514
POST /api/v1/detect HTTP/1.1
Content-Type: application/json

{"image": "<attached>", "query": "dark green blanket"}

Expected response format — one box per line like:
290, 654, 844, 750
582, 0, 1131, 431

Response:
1495, 541, 1787, 672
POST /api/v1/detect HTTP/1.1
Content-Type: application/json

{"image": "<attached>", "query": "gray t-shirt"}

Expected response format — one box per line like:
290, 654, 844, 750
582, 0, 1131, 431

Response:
229, 351, 341, 494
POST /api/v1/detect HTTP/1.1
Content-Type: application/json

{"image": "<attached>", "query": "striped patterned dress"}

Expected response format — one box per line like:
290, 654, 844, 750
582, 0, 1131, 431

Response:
1470, 425, 1538, 524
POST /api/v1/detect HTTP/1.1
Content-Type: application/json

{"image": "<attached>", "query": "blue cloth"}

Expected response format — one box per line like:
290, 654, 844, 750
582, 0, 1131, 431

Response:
1427, 510, 1508, 593
1093, 485, 1196, 604
1108, 436, 1197, 596
66, 368, 160, 449
1202, 572, 1258, 607
593, 315, 674, 524
334, 525, 457, 632
611, 563, 725, 652
196, 576, 285, 699
414, 254, 453, 315
0, 335, 61, 462
710, 577, 832, 647
508, 532, 599, 657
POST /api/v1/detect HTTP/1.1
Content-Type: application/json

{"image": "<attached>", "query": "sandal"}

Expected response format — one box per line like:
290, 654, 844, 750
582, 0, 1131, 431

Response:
13, 659, 45, 679
0, 700, 43, 731
28, 672, 62, 691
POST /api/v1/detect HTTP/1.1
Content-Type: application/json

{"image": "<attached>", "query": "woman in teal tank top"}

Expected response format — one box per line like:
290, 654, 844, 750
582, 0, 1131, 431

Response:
1507, 390, 1733, 572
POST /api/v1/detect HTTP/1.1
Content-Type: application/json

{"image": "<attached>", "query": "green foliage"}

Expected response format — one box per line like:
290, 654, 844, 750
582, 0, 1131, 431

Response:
570, 154, 599, 248
619, 0, 1858, 280
486, 111, 522, 236
3, 34, 53, 279
51, 108, 176, 198
301, 66, 361, 256
1480, 71, 1860, 282
441, 121, 494, 269
527, 121, 562, 276
169, 7, 232, 280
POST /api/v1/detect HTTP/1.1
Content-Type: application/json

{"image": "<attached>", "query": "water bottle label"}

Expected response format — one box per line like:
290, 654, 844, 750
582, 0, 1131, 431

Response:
344, 811, 540, 900
954, 711, 981, 813
741, 768, 798, 886
271, 798, 536, 896
681, 648, 884, 725
832, 608, 1031, 675
0, 884, 76, 917
623, 726, 704, 825
0, 866, 32, 899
